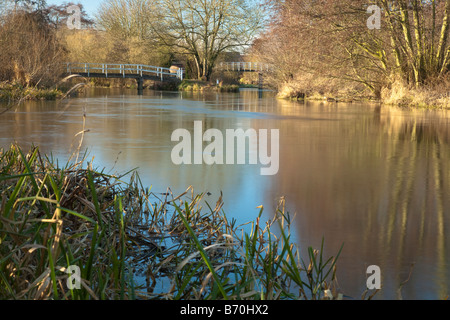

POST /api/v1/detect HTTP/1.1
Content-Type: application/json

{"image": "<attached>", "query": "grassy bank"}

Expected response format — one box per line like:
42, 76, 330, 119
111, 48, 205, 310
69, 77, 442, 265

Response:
380, 80, 450, 109
275, 79, 450, 109
78, 78, 180, 92
178, 80, 240, 93
0, 144, 347, 300
0, 82, 63, 102
63, 78, 239, 93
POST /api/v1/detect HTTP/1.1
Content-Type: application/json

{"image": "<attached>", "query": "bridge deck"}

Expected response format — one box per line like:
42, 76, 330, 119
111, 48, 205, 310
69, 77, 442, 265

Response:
73, 72, 180, 82
65, 63, 183, 82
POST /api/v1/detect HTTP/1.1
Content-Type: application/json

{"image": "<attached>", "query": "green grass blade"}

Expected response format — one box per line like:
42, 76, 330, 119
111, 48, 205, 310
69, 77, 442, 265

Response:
174, 202, 228, 300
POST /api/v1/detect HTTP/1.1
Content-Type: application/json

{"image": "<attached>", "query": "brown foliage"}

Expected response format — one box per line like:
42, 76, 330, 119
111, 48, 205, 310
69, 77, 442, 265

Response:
0, 9, 66, 87
252, 0, 450, 102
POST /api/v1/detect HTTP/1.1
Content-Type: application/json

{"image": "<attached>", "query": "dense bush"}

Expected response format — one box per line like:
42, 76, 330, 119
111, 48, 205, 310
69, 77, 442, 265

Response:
0, 9, 66, 87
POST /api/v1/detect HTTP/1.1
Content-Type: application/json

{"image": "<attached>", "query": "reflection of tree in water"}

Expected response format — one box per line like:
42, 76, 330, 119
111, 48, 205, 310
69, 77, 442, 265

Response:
378, 108, 449, 299
272, 104, 450, 299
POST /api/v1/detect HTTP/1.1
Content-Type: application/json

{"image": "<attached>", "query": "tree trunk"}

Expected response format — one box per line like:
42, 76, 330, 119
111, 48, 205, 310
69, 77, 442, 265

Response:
412, 0, 424, 85
397, 0, 420, 85
437, 0, 450, 75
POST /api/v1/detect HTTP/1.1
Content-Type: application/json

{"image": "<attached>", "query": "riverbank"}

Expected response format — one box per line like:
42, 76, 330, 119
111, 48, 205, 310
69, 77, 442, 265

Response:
178, 79, 240, 93
0, 144, 345, 300
276, 80, 450, 109
0, 82, 63, 102
62, 78, 241, 94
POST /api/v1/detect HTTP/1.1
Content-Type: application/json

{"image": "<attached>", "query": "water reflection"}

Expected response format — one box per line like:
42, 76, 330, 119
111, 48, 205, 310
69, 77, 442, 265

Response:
0, 88, 449, 299
272, 104, 450, 299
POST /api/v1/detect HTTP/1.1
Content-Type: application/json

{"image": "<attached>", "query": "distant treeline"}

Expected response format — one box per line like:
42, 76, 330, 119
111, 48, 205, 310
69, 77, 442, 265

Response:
1, 0, 448, 107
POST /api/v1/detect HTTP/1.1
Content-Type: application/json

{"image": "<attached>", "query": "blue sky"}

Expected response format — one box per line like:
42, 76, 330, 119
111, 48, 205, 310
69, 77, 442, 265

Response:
46, 0, 101, 18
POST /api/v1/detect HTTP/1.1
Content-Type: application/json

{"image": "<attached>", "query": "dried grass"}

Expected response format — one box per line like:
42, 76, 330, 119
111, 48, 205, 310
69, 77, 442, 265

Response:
381, 76, 450, 109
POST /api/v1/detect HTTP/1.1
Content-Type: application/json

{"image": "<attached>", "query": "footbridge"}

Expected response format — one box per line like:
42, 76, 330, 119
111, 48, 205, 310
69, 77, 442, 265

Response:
217, 62, 271, 73
64, 61, 272, 93
217, 62, 272, 89
64, 62, 184, 94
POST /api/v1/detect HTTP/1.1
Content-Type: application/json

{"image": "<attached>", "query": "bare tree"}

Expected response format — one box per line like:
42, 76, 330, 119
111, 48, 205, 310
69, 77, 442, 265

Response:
96, 0, 264, 80
148, 0, 264, 80
255, 0, 450, 97
378, 0, 450, 84
46, 2, 94, 29
96, 0, 156, 41
95, 0, 173, 66
0, 0, 47, 13
0, 7, 66, 86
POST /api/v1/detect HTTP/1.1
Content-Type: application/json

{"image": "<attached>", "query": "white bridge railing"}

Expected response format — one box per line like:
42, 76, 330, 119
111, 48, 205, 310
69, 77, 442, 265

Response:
65, 62, 184, 81
218, 62, 271, 72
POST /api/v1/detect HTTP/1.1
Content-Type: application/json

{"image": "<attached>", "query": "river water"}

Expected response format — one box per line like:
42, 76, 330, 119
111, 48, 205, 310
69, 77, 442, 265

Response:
1, 88, 449, 300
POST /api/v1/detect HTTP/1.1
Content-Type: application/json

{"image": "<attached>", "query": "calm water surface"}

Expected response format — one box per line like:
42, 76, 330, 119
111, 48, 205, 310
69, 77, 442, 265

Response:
1, 88, 449, 300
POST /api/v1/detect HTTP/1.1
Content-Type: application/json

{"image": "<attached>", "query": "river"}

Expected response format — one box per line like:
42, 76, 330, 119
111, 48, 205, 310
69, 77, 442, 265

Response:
1, 87, 449, 300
